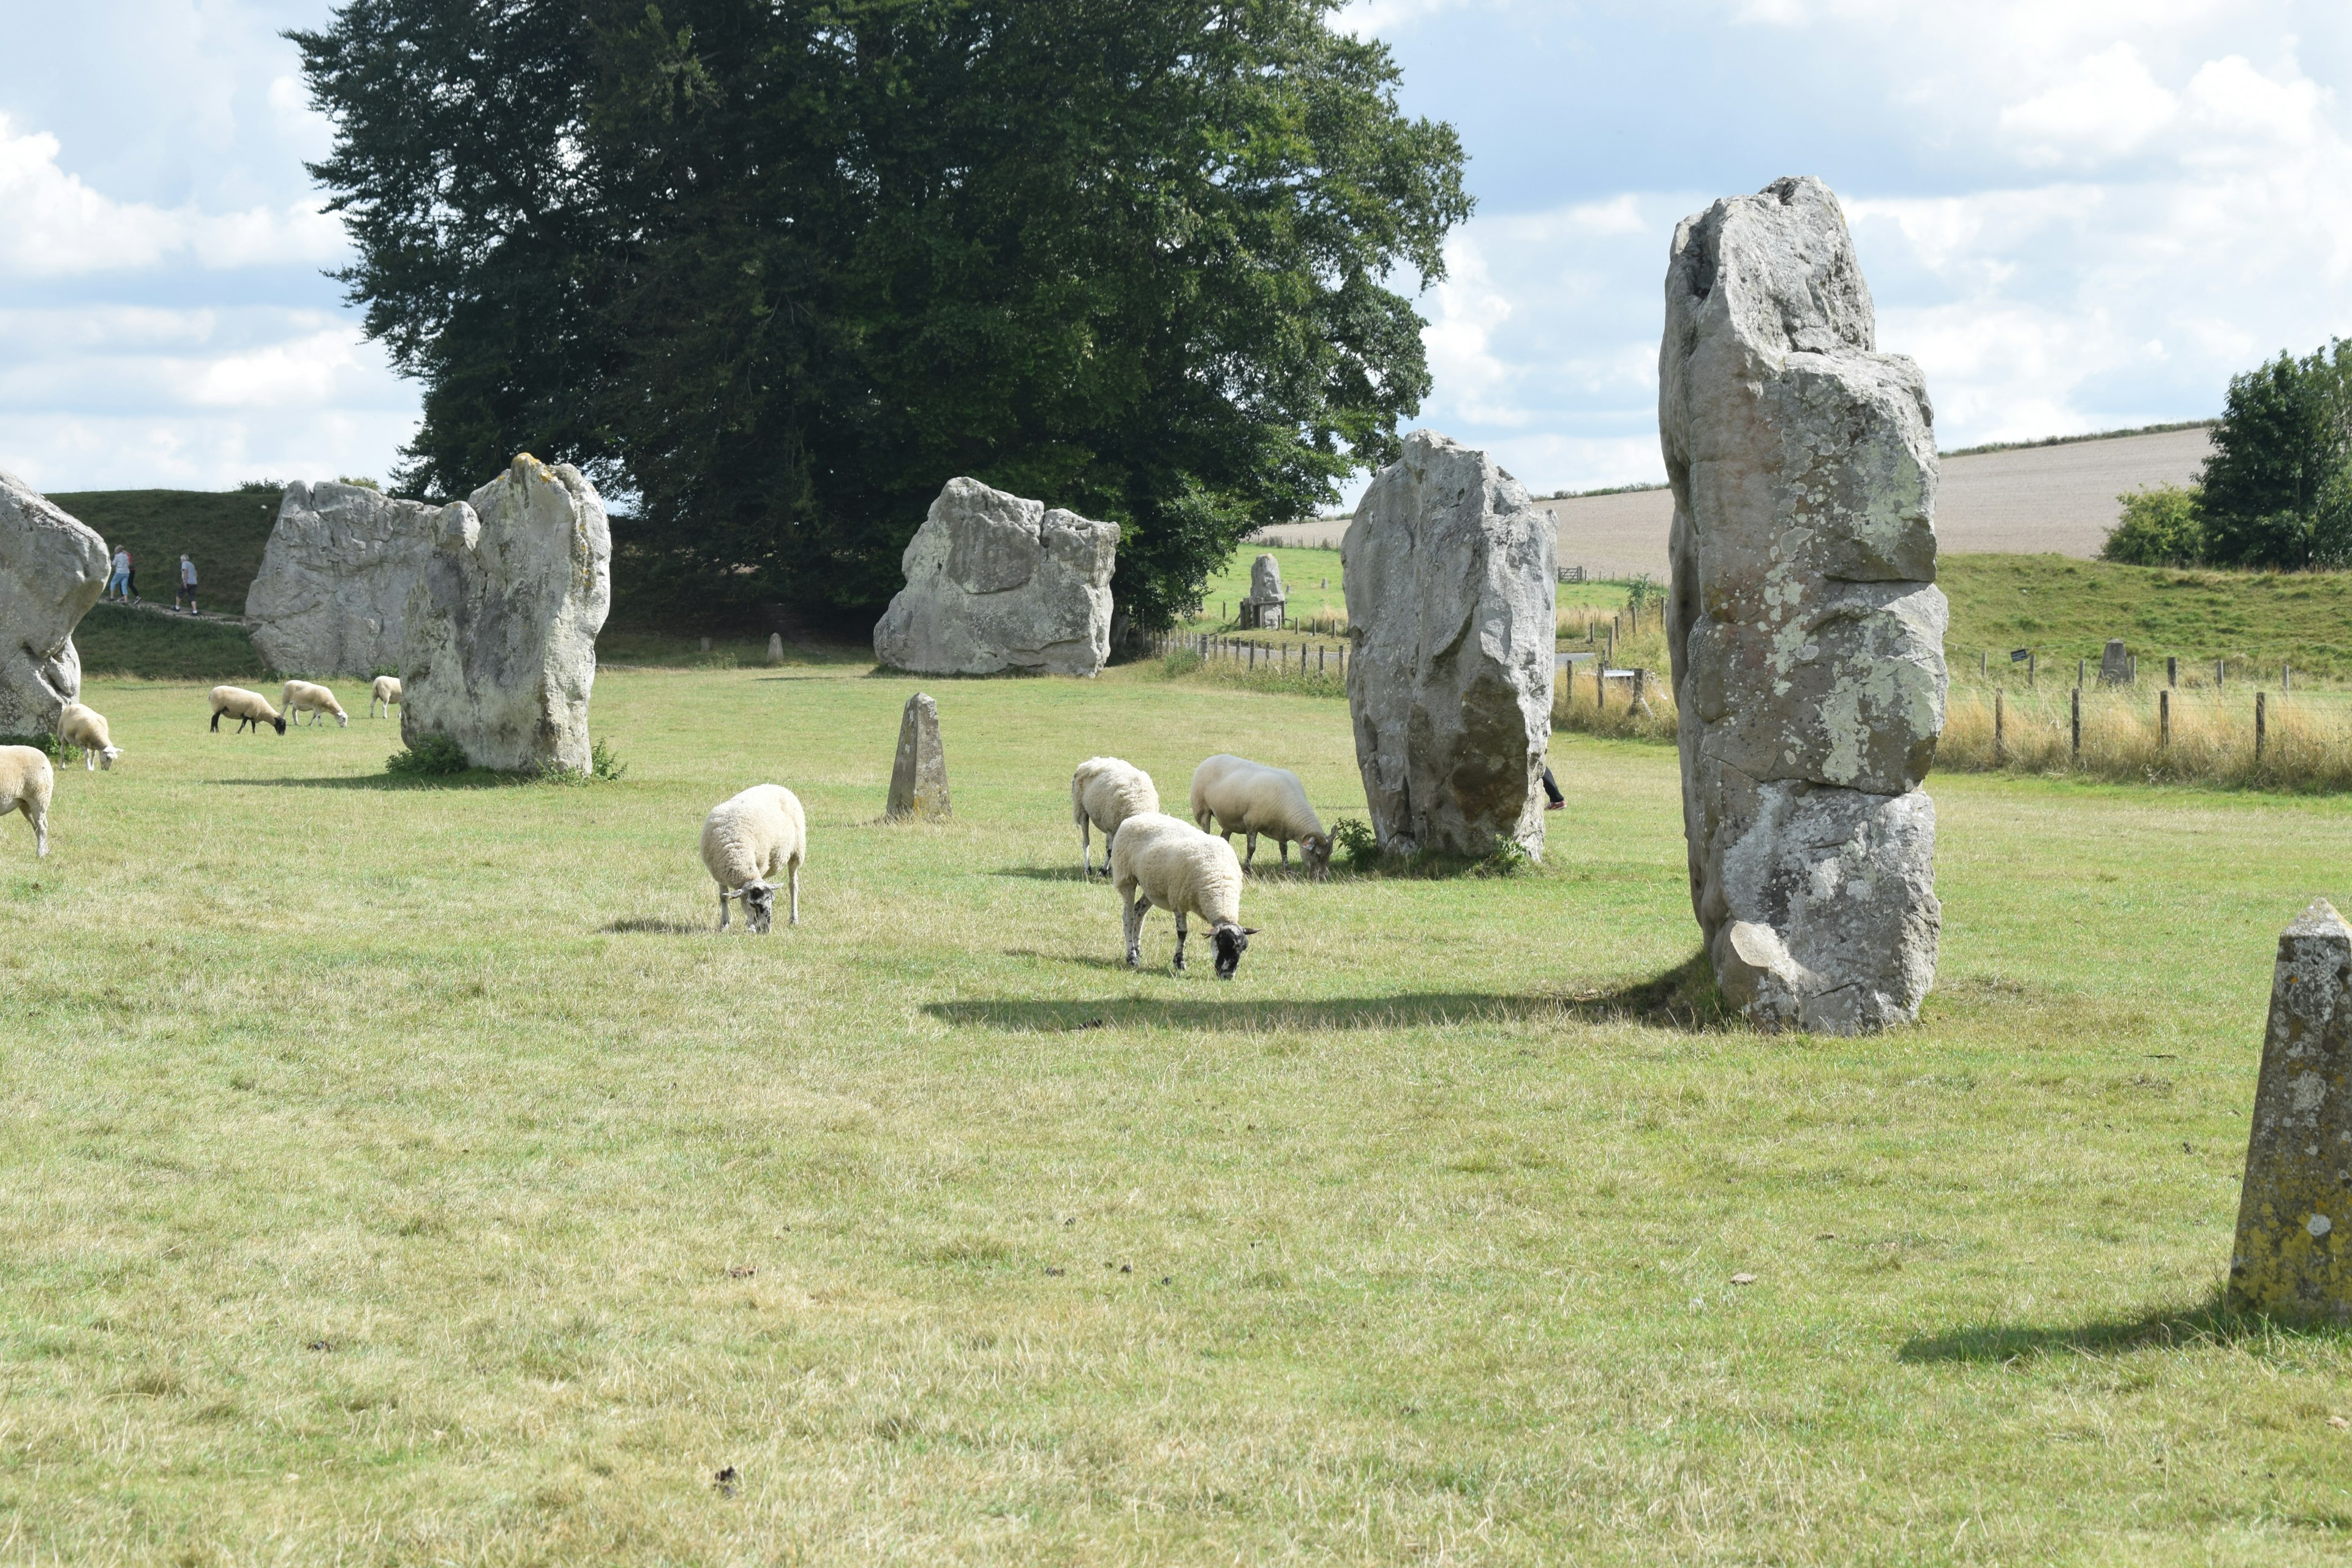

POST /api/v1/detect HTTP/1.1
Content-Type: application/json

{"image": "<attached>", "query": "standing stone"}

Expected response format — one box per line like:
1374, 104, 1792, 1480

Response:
0, 469, 107, 737
872, 478, 1116, 677
246, 481, 438, 676
1661, 176, 1947, 1034
401, 455, 612, 774
2230, 899, 2352, 1320
884, 693, 950, 820
1343, 430, 1556, 860
1240, 553, 1287, 629
2098, 639, 2130, 687
767, 633, 784, 665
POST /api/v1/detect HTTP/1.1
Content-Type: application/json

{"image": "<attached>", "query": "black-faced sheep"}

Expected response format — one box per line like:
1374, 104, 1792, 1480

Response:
1071, 756, 1159, 878
209, 687, 286, 734
701, 783, 807, 932
1188, 753, 1332, 878
1108, 811, 1257, 978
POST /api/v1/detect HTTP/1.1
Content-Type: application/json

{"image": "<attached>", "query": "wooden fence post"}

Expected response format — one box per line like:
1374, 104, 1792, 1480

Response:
2029, 651, 2037, 688
2077, 657, 2086, 687
2167, 655, 2177, 687
1994, 688, 2007, 765
2256, 690, 2267, 763
2160, 688, 2171, 749
2217, 657, 2225, 690
1595, 662, 1606, 712
2070, 686, 2081, 760
1980, 650, 1988, 679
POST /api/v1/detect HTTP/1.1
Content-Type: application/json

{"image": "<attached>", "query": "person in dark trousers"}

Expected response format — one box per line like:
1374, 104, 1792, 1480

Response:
1542, 766, 1564, 810
123, 549, 137, 603
178, 554, 198, 614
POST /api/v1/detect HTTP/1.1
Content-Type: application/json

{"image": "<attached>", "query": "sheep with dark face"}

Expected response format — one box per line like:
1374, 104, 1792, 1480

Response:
1188, 753, 1332, 879
209, 686, 286, 734
0, 745, 53, 858
1071, 755, 1159, 878
1107, 812, 1258, 978
700, 783, 807, 932
57, 701, 122, 771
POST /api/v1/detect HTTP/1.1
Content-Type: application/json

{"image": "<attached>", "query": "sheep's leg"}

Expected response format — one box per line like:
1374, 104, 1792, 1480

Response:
716, 888, 731, 932
1243, 832, 1259, 870
788, 862, 801, 927
1121, 886, 1144, 968
1172, 911, 1189, 973
1280, 839, 1291, 868
29, 804, 46, 859
1079, 816, 1092, 878
83, 749, 95, 772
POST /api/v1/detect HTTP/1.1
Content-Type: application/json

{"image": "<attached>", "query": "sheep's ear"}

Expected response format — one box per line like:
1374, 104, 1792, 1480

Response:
1239, 927, 1261, 936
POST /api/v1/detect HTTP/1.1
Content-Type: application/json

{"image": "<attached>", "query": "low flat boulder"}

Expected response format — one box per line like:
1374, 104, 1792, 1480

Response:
872, 478, 1116, 677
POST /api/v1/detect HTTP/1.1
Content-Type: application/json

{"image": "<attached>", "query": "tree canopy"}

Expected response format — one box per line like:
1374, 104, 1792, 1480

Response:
292, 0, 1470, 629
2198, 341, 2352, 571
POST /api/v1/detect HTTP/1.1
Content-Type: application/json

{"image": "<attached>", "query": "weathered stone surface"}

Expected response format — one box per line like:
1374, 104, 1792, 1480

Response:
1662, 176, 1947, 1033
885, 692, 950, 820
766, 633, 784, 665
0, 469, 107, 736
2099, 639, 2130, 686
2230, 898, 2352, 1319
1343, 429, 1556, 860
872, 478, 1116, 677
246, 481, 438, 676
1239, 552, 1287, 629
400, 456, 612, 774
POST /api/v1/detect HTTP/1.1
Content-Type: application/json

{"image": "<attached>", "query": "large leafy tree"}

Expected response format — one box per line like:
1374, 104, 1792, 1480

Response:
292, 0, 1469, 628
2199, 341, 2352, 570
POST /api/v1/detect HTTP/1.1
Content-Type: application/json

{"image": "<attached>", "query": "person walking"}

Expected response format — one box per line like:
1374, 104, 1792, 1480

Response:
122, 548, 137, 603
106, 546, 130, 601
178, 554, 198, 614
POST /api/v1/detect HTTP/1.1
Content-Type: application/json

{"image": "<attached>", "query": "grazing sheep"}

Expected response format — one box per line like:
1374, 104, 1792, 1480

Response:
56, 701, 122, 771
1071, 755, 1159, 878
281, 679, 350, 729
700, 783, 807, 932
370, 676, 402, 718
209, 686, 287, 734
0, 745, 53, 858
1188, 753, 1332, 879
1108, 811, 1258, 978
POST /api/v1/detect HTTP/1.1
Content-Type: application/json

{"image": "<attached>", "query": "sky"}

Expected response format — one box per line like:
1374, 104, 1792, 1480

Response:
2, 2, 2350, 498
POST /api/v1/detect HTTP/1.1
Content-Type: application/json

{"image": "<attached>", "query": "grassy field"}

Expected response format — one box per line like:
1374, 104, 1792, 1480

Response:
7, 660, 2352, 1563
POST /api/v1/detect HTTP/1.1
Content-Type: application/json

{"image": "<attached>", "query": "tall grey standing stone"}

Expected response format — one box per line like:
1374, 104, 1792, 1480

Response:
400, 456, 612, 774
1239, 552, 1287, 629
884, 693, 950, 820
1343, 430, 1556, 861
872, 478, 1117, 677
246, 481, 438, 676
2229, 898, 2352, 1319
2098, 639, 2130, 686
0, 469, 107, 736
1661, 176, 1948, 1034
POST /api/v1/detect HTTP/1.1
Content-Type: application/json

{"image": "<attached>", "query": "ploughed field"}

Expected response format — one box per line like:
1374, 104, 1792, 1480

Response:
7, 662, 2352, 1564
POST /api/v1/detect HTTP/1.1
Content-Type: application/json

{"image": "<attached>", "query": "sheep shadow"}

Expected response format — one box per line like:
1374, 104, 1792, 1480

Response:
995, 865, 1105, 883
600, 917, 712, 936
1897, 1289, 2351, 1362
222, 773, 514, 791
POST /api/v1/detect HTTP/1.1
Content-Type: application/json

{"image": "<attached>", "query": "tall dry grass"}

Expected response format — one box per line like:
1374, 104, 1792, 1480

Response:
1943, 684, 2352, 792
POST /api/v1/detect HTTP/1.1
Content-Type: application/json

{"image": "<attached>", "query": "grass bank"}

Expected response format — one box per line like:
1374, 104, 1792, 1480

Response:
51, 487, 282, 611
7, 665, 2352, 1562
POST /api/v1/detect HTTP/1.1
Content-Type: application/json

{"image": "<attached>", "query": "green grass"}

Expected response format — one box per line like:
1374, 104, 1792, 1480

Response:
7, 662, 2352, 1562
50, 488, 282, 612
72, 603, 268, 679
1943, 555, 2352, 682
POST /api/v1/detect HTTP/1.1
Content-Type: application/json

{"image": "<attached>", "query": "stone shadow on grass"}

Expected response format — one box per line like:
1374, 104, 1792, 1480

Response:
1898, 1291, 2352, 1362
930, 949, 1734, 1033
222, 773, 518, 791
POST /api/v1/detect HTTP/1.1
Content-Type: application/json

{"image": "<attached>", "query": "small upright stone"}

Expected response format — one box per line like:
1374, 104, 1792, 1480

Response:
2098, 639, 2130, 686
0, 469, 107, 736
1239, 553, 1287, 629
885, 693, 950, 820
767, 633, 784, 665
2229, 898, 2352, 1320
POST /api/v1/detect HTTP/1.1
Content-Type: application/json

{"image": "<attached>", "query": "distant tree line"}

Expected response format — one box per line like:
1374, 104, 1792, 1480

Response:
291, 0, 1469, 631
2105, 341, 2352, 571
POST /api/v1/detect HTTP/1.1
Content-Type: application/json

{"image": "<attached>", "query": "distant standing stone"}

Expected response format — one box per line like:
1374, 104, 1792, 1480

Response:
872, 478, 1116, 677
885, 692, 951, 820
767, 633, 784, 665
2098, 639, 2130, 686
2230, 898, 2352, 1320
1239, 553, 1287, 629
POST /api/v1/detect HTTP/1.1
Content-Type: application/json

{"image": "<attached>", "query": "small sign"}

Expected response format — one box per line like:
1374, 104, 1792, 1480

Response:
2009, 648, 2032, 662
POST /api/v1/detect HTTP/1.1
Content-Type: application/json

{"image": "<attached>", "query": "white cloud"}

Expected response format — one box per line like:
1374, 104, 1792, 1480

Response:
0, 113, 345, 277
1999, 43, 2178, 165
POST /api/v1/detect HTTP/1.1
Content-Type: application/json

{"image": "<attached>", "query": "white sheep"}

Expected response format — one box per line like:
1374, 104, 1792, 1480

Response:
370, 676, 402, 718
281, 679, 350, 728
56, 701, 122, 771
1188, 753, 1332, 879
700, 783, 807, 932
0, 745, 53, 858
1071, 755, 1159, 878
1109, 811, 1258, 978
209, 686, 286, 734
